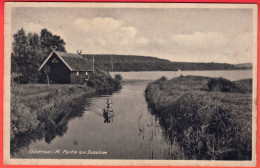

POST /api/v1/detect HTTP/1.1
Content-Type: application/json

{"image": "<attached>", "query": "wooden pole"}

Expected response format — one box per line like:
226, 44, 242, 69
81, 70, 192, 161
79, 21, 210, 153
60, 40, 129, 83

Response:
47, 75, 49, 86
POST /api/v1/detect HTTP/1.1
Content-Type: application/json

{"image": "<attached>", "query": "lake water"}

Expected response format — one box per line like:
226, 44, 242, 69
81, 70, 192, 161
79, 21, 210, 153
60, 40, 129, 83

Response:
13, 70, 252, 159
110, 70, 252, 81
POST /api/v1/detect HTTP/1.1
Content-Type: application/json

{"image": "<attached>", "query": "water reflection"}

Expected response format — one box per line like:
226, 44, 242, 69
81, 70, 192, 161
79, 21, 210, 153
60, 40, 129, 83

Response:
11, 93, 95, 157
103, 111, 114, 123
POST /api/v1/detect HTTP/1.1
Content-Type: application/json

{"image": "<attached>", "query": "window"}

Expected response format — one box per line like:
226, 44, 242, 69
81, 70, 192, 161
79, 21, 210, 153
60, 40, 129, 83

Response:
76, 71, 79, 76
52, 58, 58, 63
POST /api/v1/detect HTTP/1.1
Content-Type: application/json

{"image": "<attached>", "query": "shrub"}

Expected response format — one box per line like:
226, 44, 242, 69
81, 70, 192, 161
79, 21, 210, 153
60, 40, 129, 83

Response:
87, 70, 123, 91
207, 78, 252, 93
115, 74, 123, 81
207, 78, 235, 92
114, 74, 123, 89
154, 76, 167, 84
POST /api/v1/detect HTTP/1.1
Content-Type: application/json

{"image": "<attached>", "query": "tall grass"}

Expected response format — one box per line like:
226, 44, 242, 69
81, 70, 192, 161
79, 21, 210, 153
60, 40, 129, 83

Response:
10, 84, 96, 154
145, 76, 252, 160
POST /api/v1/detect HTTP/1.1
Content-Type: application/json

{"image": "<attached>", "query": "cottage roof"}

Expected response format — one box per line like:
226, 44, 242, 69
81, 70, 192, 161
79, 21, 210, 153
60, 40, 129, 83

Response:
39, 51, 93, 72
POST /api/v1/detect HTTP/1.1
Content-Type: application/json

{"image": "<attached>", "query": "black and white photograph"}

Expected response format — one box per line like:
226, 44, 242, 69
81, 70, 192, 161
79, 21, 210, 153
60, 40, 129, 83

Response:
4, 2, 257, 166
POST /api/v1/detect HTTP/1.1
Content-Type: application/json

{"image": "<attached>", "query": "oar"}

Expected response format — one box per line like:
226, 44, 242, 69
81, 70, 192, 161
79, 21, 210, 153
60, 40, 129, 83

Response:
98, 107, 105, 112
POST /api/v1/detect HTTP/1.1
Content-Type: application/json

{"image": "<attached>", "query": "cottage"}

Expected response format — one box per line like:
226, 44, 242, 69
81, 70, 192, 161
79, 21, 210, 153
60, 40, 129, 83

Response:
39, 51, 94, 84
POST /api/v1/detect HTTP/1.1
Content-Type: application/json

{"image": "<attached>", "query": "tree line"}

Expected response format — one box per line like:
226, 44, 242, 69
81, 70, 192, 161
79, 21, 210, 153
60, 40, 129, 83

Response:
82, 54, 251, 72
11, 28, 66, 84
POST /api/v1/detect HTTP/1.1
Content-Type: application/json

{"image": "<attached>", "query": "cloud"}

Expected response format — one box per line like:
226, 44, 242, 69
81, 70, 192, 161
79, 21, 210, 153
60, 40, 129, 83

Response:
227, 32, 253, 63
71, 17, 149, 53
14, 20, 253, 64
22, 23, 43, 34
145, 31, 253, 63
171, 32, 228, 51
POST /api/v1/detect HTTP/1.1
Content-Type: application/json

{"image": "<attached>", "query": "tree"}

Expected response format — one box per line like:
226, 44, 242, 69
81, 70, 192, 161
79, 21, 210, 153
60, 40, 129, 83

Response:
12, 28, 27, 58
40, 28, 66, 56
11, 57, 19, 85
12, 28, 28, 84
52, 35, 66, 52
40, 28, 53, 55
11, 28, 67, 84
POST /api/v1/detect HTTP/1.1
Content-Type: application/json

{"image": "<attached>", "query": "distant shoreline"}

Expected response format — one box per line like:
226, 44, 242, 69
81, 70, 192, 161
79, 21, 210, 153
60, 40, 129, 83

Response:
82, 54, 252, 72
109, 69, 252, 72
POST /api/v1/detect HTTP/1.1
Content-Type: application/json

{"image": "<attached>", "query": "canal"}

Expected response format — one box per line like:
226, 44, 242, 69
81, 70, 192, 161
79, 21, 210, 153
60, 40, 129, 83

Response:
12, 70, 252, 159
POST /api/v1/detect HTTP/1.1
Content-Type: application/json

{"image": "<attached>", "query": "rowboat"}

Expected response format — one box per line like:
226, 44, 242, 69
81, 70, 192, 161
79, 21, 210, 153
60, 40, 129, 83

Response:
103, 108, 114, 117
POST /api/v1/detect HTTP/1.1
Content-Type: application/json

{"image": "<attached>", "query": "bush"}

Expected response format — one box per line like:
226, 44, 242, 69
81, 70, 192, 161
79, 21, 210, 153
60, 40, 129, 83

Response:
207, 78, 252, 93
114, 74, 123, 89
87, 70, 122, 91
207, 78, 235, 92
115, 74, 123, 81
154, 76, 167, 84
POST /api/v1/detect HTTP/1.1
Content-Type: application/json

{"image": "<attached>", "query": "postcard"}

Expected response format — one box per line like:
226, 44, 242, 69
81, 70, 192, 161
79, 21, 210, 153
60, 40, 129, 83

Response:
3, 2, 258, 166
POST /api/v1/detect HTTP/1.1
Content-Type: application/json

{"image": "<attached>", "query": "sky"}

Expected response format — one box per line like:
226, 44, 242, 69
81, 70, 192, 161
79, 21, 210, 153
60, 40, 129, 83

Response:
11, 6, 255, 64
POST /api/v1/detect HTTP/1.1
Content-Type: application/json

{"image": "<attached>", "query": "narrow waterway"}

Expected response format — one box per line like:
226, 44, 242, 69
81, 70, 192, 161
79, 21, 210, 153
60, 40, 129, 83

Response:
13, 70, 252, 159
15, 80, 175, 159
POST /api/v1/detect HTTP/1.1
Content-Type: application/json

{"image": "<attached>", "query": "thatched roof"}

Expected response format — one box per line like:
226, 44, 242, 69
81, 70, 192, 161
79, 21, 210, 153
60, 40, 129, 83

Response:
39, 51, 93, 72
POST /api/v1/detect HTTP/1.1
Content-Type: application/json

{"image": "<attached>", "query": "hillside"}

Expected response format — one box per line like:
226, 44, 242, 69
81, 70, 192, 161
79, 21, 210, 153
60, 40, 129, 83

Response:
234, 63, 253, 69
81, 54, 251, 71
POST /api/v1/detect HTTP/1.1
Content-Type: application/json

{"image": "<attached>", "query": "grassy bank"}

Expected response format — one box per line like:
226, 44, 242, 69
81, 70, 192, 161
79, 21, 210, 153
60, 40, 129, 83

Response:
11, 71, 122, 155
11, 85, 95, 146
145, 76, 252, 160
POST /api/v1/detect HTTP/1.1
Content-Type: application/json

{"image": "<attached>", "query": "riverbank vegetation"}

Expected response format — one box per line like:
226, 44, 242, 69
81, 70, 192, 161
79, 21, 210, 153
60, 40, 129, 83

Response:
145, 76, 252, 160
11, 71, 123, 156
87, 69, 122, 91
11, 84, 95, 154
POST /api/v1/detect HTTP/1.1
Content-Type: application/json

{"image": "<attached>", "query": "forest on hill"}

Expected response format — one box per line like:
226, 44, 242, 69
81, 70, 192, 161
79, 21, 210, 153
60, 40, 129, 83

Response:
82, 54, 252, 72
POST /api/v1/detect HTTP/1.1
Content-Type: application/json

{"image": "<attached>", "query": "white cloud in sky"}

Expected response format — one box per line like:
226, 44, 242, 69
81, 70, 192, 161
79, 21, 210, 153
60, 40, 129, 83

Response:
18, 21, 253, 64
171, 32, 228, 51
11, 8, 254, 64
143, 31, 253, 63
22, 23, 43, 34
71, 17, 149, 53
225, 32, 253, 63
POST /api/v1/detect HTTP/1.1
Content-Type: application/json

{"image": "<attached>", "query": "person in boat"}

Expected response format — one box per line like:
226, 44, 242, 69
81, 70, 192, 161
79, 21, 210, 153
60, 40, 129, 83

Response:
105, 99, 113, 112
103, 99, 114, 123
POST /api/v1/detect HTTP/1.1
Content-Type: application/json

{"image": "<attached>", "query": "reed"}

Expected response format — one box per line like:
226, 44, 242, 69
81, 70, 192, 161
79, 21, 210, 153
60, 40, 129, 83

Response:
145, 75, 252, 160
